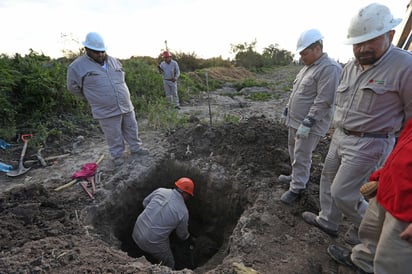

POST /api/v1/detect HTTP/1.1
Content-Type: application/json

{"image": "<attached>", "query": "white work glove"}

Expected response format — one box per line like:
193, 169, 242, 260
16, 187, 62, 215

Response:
296, 116, 315, 139
296, 124, 311, 138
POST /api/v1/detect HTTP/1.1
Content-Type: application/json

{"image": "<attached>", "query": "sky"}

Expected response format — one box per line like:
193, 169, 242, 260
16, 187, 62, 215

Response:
0, 0, 409, 63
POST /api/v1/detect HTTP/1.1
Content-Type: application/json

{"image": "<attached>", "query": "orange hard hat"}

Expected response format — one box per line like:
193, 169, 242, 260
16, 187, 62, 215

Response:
163, 51, 171, 58
175, 177, 194, 196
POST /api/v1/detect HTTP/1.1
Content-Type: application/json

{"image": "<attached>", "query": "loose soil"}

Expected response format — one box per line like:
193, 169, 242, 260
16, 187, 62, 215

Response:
0, 65, 357, 274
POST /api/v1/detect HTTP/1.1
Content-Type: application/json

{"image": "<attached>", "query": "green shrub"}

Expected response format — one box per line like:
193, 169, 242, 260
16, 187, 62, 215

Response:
145, 98, 188, 130
233, 78, 268, 91
0, 49, 275, 146
246, 92, 272, 101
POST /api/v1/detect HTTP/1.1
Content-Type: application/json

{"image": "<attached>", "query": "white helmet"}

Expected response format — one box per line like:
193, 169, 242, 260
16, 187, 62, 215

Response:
344, 3, 402, 45
296, 29, 324, 53
82, 32, 107, 51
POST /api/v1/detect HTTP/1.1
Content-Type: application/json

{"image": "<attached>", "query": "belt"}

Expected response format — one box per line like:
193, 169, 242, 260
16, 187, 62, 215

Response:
342, 128, 389, 138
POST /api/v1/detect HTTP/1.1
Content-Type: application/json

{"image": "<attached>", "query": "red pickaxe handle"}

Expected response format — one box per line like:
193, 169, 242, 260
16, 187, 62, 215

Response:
79, 181, 94, 200
89, 176, 96, 193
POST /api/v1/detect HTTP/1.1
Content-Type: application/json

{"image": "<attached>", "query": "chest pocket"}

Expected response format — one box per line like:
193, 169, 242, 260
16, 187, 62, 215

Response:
297, 77, 315, 94
111, 67, 126, 84
355, 84, 395, 114
335, 84, 349, 107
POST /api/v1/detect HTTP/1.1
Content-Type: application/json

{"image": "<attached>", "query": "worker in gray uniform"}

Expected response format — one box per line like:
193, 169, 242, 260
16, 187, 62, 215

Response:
132, 178, 195, 269
279, 28, 342, 205
67, 32, 148, 166
302, 2, 412, 246
158, 51, 181, 109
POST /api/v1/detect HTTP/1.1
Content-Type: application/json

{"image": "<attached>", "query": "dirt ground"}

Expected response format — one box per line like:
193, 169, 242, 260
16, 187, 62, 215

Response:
0, 65, 358, 274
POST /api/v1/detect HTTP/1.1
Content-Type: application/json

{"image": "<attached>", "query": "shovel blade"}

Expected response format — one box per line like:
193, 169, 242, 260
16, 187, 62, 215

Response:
6, 166, 31, 177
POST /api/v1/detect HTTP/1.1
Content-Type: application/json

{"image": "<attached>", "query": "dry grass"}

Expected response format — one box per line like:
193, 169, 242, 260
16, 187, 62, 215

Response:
204, 66, 256, 81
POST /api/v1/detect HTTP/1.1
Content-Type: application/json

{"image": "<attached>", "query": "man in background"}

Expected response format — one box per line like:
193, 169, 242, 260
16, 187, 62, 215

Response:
158, 51, 181, 109
278, 28, 341, 205
67, 32, 148, 167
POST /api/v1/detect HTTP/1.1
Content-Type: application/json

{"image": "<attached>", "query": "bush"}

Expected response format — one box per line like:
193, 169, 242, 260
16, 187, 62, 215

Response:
0, 50, 260, 146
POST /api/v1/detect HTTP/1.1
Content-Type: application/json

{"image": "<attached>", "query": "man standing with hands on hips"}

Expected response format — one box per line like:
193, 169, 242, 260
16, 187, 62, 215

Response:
279, 28, 342, 205
67, 32, 148, 167
158, 51, 181, 109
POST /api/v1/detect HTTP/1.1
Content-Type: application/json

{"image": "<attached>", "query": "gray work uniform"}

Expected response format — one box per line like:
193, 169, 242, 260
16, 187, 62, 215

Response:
132, 188, 190, 269
67, 54, 142, 158
351, 198, 412, 274
285, 53, 342, 193
159, 59, 180, 107
317, 46, 412, 231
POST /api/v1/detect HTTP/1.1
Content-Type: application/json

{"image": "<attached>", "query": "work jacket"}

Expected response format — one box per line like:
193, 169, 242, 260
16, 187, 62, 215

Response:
159, 59, 180, 81
67, 54, 134, 119
333, 45, 412, 134
132, 188, 190, 251
286, 53, 342, 136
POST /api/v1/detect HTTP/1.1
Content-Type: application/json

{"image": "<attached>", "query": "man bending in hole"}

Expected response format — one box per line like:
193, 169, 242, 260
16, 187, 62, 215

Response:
132, 177, 195, 269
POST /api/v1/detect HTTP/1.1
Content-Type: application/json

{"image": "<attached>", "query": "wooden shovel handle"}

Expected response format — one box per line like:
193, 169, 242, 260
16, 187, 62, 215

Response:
54, 179, 77, 191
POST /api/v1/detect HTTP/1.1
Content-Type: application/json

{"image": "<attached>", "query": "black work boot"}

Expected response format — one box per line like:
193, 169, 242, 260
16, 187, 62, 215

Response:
280, 190, 300, 205
302, 212, 338, 237
327, 245, 373, 274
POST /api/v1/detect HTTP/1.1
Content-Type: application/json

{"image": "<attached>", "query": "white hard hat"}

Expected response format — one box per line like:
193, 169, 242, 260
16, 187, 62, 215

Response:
344, 3, 402, 45
82, 32, 107, 51
296, 29, 324, 53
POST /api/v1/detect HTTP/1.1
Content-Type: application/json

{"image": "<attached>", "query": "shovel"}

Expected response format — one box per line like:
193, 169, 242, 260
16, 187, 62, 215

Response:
7, 134, 33, 177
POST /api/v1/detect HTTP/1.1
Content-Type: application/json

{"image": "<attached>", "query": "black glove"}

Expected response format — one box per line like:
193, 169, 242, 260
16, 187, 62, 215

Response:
283, 107, 288, 117
280, 107, 288, 124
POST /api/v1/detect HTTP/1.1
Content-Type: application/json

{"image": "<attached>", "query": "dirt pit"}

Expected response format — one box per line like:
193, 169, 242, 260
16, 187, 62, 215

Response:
0, 66, 358, 274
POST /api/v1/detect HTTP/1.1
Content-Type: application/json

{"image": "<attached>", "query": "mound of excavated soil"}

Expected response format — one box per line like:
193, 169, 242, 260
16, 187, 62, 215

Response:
0, 65, 357, 274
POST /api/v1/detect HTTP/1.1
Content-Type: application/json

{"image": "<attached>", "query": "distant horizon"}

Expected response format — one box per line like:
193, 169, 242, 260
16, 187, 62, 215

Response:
0, 0, 408, 64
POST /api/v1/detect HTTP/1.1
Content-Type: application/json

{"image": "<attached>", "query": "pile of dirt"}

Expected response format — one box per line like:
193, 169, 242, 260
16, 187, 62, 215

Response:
0, 65, 357, 274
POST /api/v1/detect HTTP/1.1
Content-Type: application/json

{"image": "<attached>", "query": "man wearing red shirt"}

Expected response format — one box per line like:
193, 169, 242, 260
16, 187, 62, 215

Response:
327, 118, 412, 274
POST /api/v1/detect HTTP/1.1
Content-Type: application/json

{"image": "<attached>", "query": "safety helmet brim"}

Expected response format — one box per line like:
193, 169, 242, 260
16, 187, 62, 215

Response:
343, 18, 402, 45
82, 42, 107, 51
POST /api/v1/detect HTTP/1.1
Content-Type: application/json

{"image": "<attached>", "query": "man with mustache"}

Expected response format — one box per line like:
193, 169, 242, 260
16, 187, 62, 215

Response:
67, 32, 148, 167
301, 2, 412, 249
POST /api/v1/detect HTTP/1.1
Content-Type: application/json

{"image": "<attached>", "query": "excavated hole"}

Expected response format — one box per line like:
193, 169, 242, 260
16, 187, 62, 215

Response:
92, 160, 245, 271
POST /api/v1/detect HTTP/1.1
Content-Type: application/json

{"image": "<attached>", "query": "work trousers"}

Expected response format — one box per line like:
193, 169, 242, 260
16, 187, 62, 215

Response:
351, 198, 412, 274
287, 127, 321, 192
133, 235, 175, 269
163, 80, 180, 107
317, 128, 394, 231
98, 111, 142, 159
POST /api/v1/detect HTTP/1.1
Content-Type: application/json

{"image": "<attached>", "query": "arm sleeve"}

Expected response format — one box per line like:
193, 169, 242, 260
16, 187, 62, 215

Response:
175, 212, 190, 240
307, 65, 341, 121
174, 62, 180, 79
369, 169, 381, 181
66, 67, 84, 98
399, 64, 412, 124
142, 191, 155, 208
